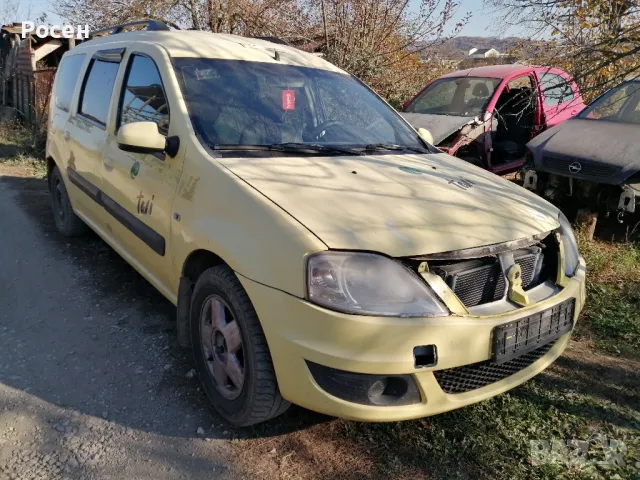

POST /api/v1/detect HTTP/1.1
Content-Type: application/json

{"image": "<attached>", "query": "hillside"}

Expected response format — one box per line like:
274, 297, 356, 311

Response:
414, 36, 528, 60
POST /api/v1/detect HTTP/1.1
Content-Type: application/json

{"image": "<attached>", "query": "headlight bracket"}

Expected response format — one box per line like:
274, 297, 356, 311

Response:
555, 232, 570, 287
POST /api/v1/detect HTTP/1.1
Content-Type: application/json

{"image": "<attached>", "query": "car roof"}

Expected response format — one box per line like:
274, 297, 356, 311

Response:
70, 30, 344, 73
440, 64, 536, 79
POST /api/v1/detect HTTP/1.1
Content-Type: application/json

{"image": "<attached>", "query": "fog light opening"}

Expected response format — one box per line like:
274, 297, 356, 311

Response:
306, 361, 422, 406
414, 345, 437, 368
367, 377, 409, 405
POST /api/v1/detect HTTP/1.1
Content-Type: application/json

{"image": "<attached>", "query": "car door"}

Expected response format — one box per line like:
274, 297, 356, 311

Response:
100, 45, 184, 297
535, 70, 582, 128
63, 49, 122, 224
485, 73, 540, 172
48, 52, 87, 203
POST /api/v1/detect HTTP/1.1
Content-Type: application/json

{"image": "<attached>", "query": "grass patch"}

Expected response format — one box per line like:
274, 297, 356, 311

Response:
337, 377, 639, 479
0, 121, 47, 179
576, 232, 640, 358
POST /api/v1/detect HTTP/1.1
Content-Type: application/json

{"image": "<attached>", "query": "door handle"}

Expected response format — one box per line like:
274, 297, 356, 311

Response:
103, 156, 114, 169
570, 110, 577, 115
63, 131, 70, 141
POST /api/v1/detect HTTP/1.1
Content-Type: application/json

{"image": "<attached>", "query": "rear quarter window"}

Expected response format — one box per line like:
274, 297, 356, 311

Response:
539, 73, 575, 106
53, 54, 86, 112
79, 59, 120, 125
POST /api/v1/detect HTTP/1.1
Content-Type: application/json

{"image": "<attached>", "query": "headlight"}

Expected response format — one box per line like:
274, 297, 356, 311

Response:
558, 212, 580, 276
306, 252, 449, 317
625, 171, 640, 192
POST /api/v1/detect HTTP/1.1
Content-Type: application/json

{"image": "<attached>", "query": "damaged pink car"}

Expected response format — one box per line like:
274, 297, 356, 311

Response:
401, 65, 585, 174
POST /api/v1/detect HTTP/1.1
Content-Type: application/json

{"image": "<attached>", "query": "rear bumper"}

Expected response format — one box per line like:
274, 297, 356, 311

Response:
239, 262, 586, 422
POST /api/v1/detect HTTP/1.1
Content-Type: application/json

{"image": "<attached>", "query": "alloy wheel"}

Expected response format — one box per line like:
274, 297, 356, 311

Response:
200, 295, 245, 400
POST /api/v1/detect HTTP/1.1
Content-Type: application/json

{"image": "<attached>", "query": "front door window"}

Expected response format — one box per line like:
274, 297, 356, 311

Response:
489, 75, 537, 167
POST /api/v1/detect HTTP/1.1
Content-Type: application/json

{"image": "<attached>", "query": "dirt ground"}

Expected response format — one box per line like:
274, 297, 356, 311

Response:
0, 161, 638, 480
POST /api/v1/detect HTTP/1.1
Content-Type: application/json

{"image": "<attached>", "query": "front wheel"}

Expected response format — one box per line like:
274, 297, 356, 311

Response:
190, 265, 290, 426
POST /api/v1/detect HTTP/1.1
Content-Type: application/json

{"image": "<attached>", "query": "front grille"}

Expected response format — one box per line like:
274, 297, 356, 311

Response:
433, 247, 544, 307
543, 156, 620, 178
434, 341, 555, 394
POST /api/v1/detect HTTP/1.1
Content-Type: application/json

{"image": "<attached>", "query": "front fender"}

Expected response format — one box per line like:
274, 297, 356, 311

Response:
171, 153, 327, 298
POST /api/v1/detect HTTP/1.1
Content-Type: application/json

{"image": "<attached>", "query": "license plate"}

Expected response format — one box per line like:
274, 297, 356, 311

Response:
492, 298, 575, 364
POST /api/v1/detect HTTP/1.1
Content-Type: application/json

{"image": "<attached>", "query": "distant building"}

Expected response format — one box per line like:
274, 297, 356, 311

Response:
468, 47, 500, 59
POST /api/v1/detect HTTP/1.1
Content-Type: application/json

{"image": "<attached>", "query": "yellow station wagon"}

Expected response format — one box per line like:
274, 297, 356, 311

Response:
46, 20, 586, 426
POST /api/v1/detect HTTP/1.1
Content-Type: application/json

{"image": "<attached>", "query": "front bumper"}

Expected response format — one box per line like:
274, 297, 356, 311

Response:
238, 260, 586, 422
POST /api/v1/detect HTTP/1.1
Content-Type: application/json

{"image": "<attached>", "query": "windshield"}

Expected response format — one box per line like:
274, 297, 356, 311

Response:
577, 80, 640, 124
172, 58, 427, 152
404, 77, 501, 117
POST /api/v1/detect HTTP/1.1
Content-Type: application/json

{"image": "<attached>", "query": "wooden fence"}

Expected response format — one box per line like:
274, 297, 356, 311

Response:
6, 69, 56, 127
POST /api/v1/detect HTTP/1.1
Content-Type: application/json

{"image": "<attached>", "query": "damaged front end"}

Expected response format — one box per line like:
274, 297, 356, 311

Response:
399, 224, 580, 318
400, 112, 486, 165
524, 79, 640, 222
522, 166, 640, 223
388, 226, 585, 395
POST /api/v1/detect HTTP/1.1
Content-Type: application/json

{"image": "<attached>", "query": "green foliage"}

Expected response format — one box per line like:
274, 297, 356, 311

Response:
0, 122, 47, 178
575, 233, 640, 357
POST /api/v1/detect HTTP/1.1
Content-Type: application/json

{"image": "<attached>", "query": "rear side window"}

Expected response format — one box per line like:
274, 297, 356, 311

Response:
119, 55, 170, 134
54, 54, 86, 112
539, 73, 574, 106
79, 59, 120, 125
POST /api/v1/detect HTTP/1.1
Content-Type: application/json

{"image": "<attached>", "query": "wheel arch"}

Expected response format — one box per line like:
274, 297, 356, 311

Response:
46, 156, 58, 189
176, 248, 230, 348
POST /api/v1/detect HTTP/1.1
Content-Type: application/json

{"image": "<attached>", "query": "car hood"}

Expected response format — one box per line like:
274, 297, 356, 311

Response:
218, 152, 560, 257
527, 119, 640, 185
400, 113, 475, 145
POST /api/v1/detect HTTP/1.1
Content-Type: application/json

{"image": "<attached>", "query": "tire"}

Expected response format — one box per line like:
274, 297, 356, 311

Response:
49, 166, 88, 237
190, 265, 290, 426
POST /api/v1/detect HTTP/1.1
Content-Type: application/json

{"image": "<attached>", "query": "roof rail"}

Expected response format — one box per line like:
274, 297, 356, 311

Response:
253, 36, 293, 46
89, 20, 178, 39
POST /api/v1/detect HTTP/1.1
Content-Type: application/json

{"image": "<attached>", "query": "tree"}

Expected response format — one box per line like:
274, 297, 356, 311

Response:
56, 0, 312, 39
0, 0, 20, 26
299, 0, 468, 106
488, 0, 640, 101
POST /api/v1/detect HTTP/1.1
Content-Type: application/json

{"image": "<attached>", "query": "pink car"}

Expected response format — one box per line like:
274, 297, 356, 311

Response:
401, 65, 585, 174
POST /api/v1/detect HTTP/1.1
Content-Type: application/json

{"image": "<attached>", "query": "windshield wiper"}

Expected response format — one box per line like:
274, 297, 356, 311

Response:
271, 142, 362, 156
211, 143, 362, 156
361, 143, 429, 154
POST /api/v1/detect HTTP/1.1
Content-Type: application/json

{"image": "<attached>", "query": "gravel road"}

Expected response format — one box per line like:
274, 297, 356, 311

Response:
0, 172, 244, 479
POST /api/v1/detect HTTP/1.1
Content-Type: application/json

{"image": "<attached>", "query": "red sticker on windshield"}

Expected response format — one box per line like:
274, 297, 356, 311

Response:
282, 90, 295, 110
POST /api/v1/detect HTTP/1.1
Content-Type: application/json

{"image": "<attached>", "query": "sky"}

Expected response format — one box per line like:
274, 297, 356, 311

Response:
11, 0, 519, 38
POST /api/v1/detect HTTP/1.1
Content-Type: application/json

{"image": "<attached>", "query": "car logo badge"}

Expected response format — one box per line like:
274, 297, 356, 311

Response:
130, 161, 140, 179
448, 178, 475, 190
568, 162, 582, 174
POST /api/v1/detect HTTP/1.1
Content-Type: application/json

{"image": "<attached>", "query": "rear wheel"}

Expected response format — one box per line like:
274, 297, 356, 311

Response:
49, 166, 88, 237
190, 265, 290, 426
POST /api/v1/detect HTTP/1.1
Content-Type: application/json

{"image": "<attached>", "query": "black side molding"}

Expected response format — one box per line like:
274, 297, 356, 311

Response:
66, 167, 165, 256
67, 167, 100, 203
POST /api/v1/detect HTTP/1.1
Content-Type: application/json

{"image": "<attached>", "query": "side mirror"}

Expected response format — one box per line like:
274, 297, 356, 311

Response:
117, 121, 180, 158
417, 127, 434, 145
